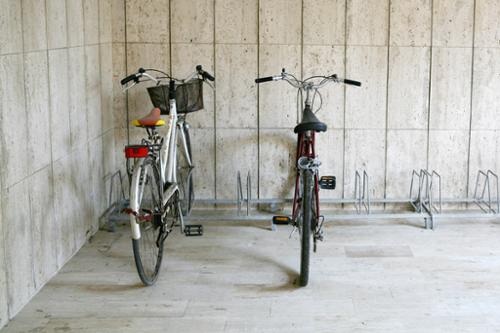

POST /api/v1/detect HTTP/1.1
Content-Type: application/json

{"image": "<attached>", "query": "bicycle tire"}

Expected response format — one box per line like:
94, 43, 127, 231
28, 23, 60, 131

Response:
177, 124, 194, 216
131, 158, 164, 285
299, 170, 313, 287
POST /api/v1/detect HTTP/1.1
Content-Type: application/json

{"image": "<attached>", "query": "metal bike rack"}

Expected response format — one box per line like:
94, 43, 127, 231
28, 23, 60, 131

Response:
354, 170, 370, 214
99, 170, 129, 232
187, 168, 500, 230
472, 170, 499, 214
99, 166, 500, 232
236, 171, 251, 216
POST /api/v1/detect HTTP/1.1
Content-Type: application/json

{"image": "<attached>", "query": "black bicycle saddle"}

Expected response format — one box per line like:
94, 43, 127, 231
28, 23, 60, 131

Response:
294, 106, 327, 133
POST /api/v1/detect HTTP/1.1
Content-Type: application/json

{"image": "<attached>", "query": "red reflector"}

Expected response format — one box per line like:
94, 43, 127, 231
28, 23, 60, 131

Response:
125, 145, 149, 158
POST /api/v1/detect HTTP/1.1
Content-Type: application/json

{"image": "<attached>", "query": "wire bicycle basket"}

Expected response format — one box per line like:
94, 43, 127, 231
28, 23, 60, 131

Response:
147, 78, 204, 115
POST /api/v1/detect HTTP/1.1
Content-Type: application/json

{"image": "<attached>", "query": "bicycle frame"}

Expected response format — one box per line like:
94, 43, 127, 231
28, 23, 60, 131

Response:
292, 89, 320, 228
129, 91, 190, 240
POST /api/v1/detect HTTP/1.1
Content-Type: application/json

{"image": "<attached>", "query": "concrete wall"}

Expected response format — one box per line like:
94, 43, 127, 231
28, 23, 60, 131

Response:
116, 0, 500, 203
0, 0, 115, 327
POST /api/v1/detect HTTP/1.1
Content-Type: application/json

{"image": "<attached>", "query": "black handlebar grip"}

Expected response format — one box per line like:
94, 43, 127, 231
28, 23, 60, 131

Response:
343, 79, 362, 87
255, 76, 274, 83
196, 65, 215, 81
203, 71, 215, 81
120, 73, 137, 85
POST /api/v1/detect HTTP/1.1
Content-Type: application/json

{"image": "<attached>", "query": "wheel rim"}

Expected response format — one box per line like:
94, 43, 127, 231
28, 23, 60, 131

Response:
135, 164, 163, 280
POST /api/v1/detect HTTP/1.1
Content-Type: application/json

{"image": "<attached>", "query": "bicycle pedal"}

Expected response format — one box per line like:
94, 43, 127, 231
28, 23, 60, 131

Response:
272, 216, 291, 225
184, 224, 203, 236
319, 176, 336, 190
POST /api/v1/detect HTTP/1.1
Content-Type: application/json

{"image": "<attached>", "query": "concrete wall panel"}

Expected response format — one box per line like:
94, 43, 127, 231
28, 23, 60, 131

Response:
21, 0, 47, 52
49, 49, 71, 162
29, 166, 58, 289
316, 129, 344, 199
471, 48, 500, 130
0, 0, 23, 55
388, 46, 430, 129
125, 0, 169, 43
99, 0, 113, 44
111, 0, 125, 43
25, 51, 51, 174
475, 0, 500, 47
68, 47, 88, 147
101, 130, 116, 177
258, 129, 297, 199
345, 46, 387, 129
259, 44, 301, 129
171, 0, 213, 44
46, 0, 68, 49
215, 44, 257, 129
344, 129, 386, 199
386, 130, 428, 198
70, 145, 92, 249
468, 130, 500, 201
3, 179, 34, 317
390, 0, 431, 46
112, 43, 127, 127
215, 0, 257, 44
52, 155, 77, 267
428, 130, 469, 198
100, 43, 114, 132
0, 187, 7, 327
189, 128, 215, 199
83, 0, 99, 45
85, 45, 103, 140
126, 42, 169, 122
347, 0, 389, 46
0, 55, 28, 187
88, 137, 105, 230
468, 130, 500, 197
432, 0, 474, 47
170, 43, 214, 129
67, 0, 85, 47
259, 0, 301, 45
302, 45, 345, 129
303, 0, 345, 46
429, 47, 472, 130
215, 129, 258, 199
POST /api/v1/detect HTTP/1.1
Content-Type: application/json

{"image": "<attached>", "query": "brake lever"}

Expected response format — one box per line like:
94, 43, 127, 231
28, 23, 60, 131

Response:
122, 81, 138, 92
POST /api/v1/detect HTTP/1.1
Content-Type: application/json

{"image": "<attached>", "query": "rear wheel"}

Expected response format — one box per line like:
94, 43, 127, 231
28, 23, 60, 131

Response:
299, 170, 313, 287
132, 158, 164, 285
177, 124, 194, 216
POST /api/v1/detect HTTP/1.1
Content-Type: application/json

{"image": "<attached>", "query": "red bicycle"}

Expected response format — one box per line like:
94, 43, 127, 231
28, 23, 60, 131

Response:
256, 70, 361, 286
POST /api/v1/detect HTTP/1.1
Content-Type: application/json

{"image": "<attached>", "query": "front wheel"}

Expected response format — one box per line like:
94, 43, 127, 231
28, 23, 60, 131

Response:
299, 170, 313, 286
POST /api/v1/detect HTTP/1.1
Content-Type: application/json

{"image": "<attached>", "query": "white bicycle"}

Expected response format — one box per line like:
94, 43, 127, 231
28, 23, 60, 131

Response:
121, 66, 214, 285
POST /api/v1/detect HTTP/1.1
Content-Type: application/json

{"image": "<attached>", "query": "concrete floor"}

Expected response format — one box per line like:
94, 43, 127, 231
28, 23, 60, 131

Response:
2, 218, 500, 332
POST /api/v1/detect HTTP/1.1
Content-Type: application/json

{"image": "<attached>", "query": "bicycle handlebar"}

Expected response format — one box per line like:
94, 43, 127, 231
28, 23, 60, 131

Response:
121, 65, 214, 88
255, 71, 361, 89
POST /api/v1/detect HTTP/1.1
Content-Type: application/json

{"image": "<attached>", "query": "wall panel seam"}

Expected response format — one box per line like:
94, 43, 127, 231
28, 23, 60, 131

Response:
43, 0, 58, 276
342, 0, 347, 201
256, 0, 260, 199
15, 0, 35, 319
213, 0, 217, 200
426, 0, 435, 170
383, 0, 391, 201
465, 0, 478, 198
